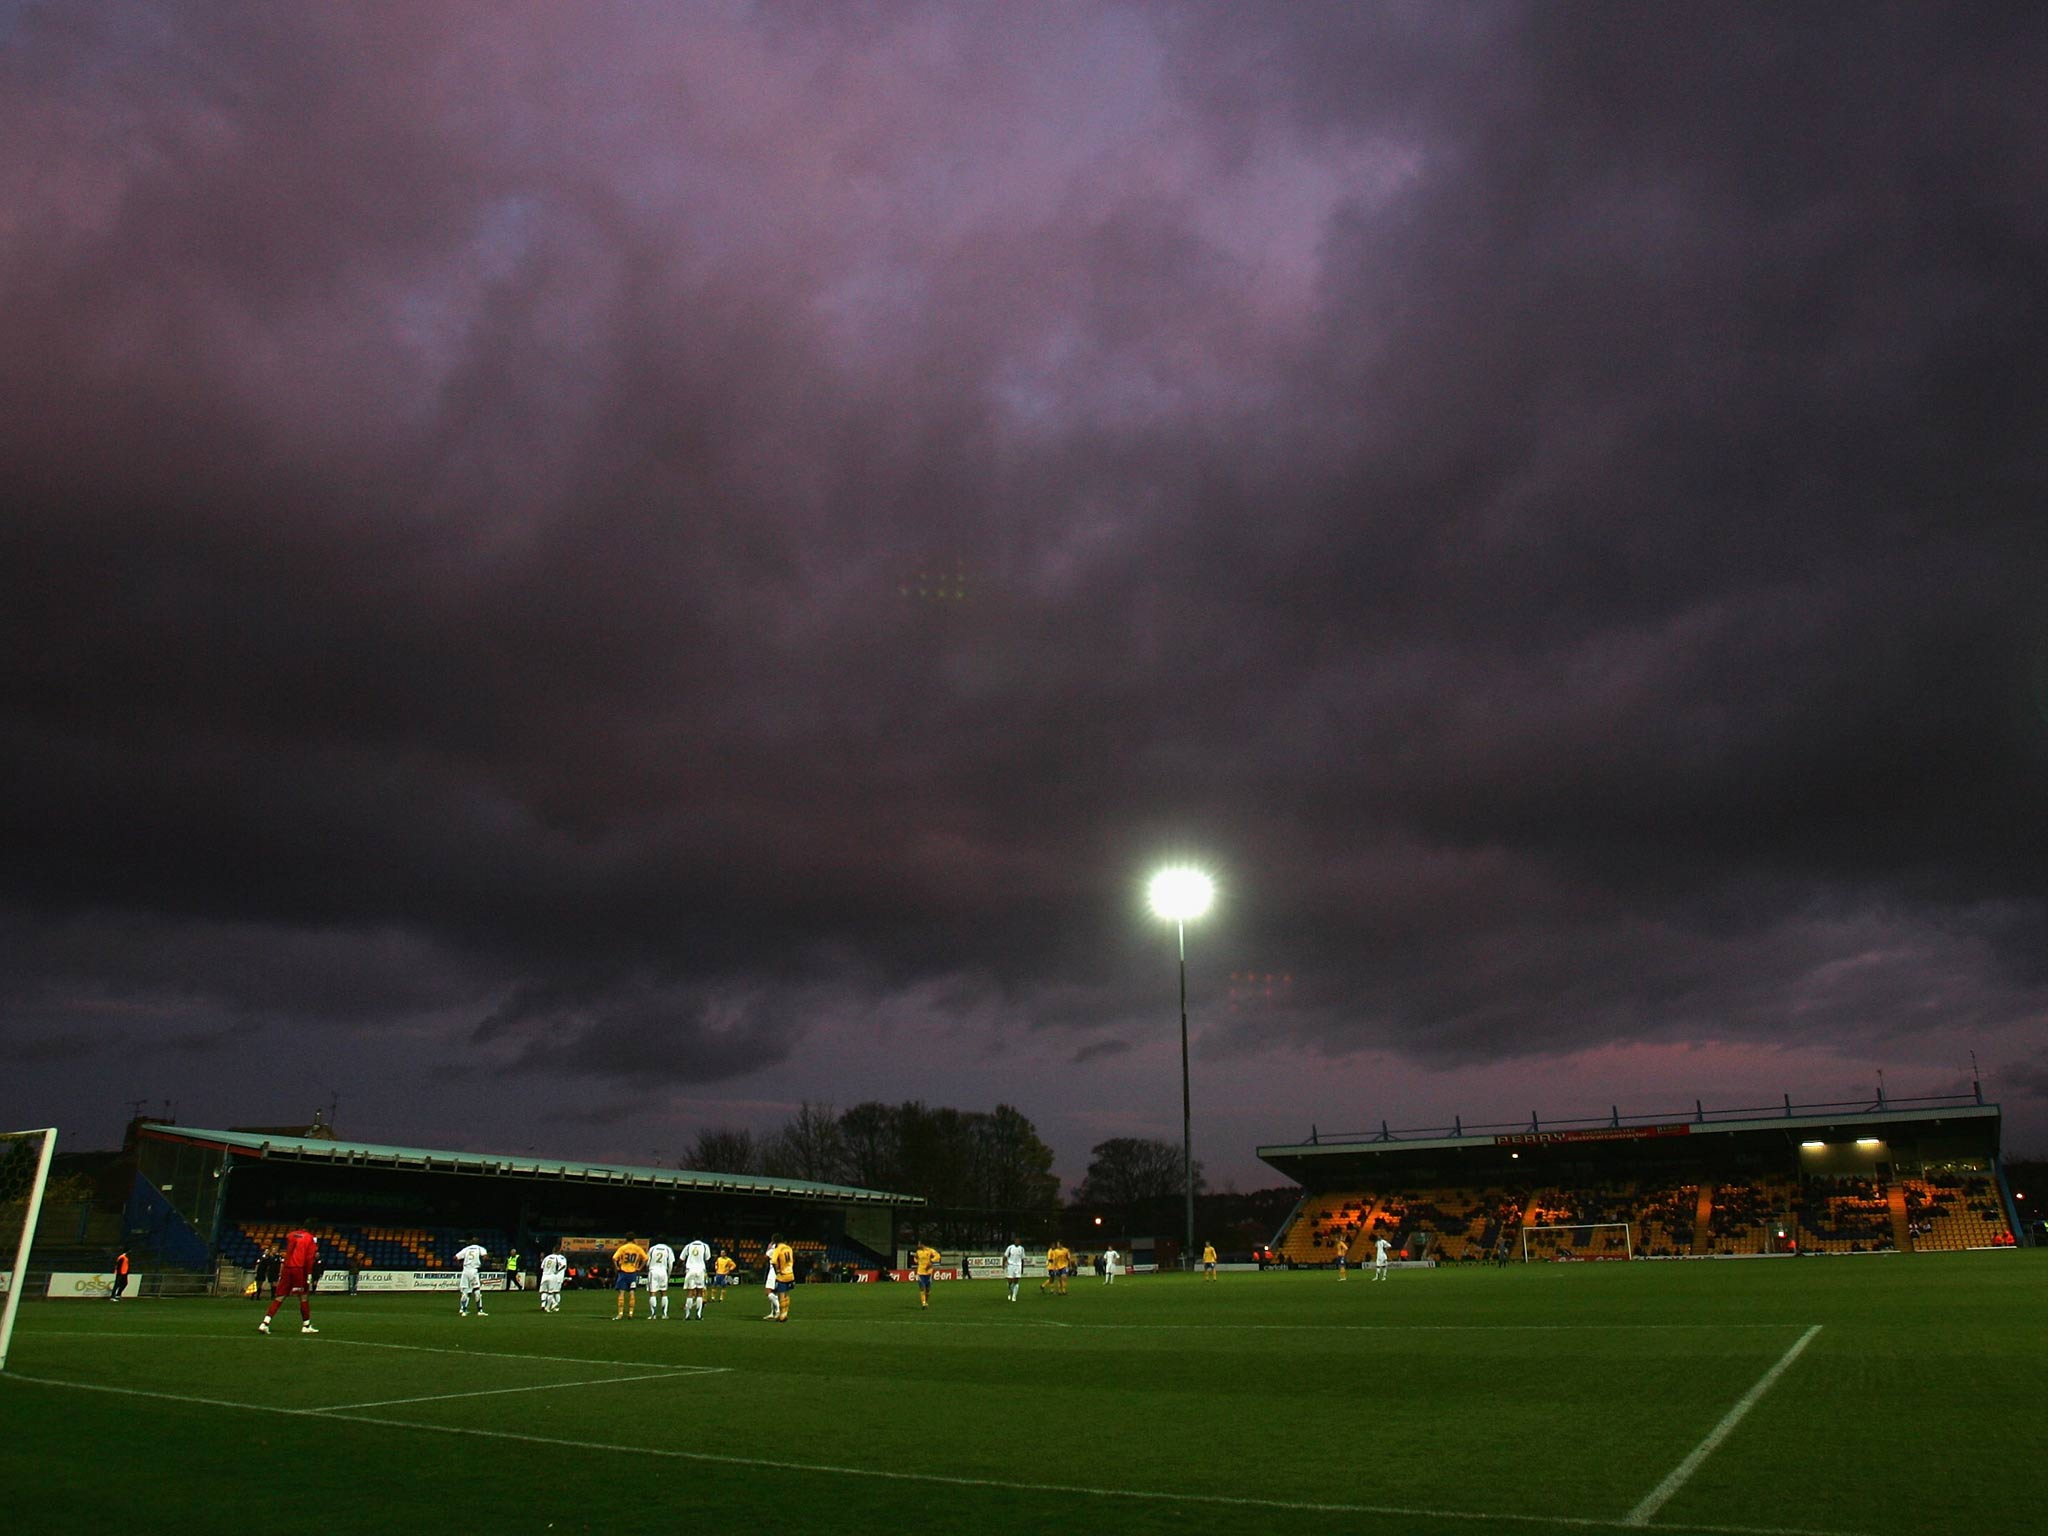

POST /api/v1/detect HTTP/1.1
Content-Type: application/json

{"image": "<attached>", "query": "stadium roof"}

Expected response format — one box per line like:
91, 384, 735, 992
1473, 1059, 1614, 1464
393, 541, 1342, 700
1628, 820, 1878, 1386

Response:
136, 1123, 921, 1206
1257, 1092, 2001, 1185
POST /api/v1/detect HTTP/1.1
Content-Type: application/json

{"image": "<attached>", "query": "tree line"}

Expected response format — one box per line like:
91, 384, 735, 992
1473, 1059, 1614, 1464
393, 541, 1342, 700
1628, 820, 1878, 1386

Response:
681, 1103, 1218, 1248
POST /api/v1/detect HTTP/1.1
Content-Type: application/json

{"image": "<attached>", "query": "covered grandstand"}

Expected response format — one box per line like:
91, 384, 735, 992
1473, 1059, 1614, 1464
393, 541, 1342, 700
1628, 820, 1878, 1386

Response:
1260, 1090, 2024, 1264
17, 1120, 919, 1295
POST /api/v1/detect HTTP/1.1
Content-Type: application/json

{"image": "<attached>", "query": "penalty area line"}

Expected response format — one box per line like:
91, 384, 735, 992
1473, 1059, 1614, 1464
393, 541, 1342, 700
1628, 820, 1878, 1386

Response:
306, 1367, 706, 1412
1, 1371, 1866, 1536
1625, 1324, 1823, 1527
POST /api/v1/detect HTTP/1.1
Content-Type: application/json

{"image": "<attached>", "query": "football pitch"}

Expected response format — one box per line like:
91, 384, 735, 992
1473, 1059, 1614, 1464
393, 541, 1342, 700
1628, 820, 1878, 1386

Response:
3, 1255, 2040, 1533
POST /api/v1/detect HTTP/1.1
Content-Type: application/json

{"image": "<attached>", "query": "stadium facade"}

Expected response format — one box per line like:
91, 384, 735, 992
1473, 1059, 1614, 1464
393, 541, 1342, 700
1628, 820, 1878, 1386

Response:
1259, 1090, 2024, 1264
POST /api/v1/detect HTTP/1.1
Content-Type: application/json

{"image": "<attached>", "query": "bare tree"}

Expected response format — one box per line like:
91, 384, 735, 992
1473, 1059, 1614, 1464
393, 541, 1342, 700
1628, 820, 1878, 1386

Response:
761, 1101, 849, 1183
683, 1126, 759, 1175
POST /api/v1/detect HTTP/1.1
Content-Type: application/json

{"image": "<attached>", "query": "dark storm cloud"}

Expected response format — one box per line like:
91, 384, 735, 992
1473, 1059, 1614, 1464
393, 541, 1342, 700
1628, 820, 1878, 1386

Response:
2, 2, 2045, 1165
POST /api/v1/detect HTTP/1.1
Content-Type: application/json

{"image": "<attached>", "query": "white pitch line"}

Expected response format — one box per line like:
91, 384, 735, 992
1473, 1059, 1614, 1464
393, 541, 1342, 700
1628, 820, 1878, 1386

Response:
307, 1367, 702, 1412
1624, 1325, 1824, 1527
836, 1318, 1809, 1334
0, 1371, 1866, 1536
17, 1329, 729, 1372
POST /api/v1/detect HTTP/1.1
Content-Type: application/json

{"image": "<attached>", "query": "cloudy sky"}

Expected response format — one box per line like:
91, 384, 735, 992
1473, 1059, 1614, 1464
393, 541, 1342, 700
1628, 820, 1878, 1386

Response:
4, 1, 2045, 1187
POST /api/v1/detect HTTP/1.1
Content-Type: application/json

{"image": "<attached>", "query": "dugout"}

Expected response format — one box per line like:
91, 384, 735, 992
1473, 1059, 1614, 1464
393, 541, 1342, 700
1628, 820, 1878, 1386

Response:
125, 1123, 917, 1283
1258, 1091, 2024, 1261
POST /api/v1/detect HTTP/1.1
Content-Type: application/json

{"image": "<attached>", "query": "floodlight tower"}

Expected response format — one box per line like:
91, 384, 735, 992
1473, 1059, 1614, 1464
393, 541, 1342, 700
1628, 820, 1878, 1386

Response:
1148, 866, 1214, 1271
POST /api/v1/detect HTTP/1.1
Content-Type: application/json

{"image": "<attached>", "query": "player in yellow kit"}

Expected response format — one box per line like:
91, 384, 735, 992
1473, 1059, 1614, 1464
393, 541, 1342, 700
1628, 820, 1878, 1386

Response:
1042, 1242, 1071, 1295
612, 1236, 650, 1320
1335, 1234, 1349, 1281
766, 1234, 796, 1322
713, 1251, 736, 1301
1201, 1242, 1219, 1280
913, 1242, 942, 1309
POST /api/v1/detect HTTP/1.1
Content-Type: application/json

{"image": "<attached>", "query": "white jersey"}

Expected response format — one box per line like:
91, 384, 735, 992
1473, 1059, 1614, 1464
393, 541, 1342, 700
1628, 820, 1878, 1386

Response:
682, 1239, 711, 1280
1374, 1238, 1392, 1265
539, 1253, 568, 1288
1003, 1244, 1025, 1279
1103, 1249, 1119, 1273
648, 1243, 676, 1272
455, 1243, 488, 1274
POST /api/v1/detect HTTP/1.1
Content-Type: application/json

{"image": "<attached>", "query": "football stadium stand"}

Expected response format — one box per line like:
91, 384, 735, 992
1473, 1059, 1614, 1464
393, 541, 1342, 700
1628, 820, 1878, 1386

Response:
1260, 1091, 2022, 1261
3, 1120, 924, 1297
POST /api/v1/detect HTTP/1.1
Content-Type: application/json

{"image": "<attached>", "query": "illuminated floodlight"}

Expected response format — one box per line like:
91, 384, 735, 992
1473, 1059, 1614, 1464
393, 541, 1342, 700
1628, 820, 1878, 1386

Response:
1855, 1138, 1881, 1147
1148, 867, 1215, 923
1800, 1141, 1825, 1149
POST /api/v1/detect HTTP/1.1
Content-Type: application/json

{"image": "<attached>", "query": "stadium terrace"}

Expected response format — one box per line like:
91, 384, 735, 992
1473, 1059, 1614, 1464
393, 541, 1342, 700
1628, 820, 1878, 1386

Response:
1258, 1089, 2021, 1264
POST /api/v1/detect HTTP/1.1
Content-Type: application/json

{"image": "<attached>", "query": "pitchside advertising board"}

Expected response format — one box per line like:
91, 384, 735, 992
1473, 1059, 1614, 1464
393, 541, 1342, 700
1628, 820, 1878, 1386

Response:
47, 1272, 114, 1298
352, 1270, 466, 1292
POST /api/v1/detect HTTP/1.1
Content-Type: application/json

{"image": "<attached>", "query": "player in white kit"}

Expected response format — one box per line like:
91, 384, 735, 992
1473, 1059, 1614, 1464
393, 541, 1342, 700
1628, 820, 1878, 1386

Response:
1102, 1247, 1120, 1284
538, 1248, 567, 1312
1002, 1241, 1025, 1302
454, 1241, 489, 1316
1373, 1235, 1392, 1281
645, 1241, 676, 1319
680, 1238, 711, 1318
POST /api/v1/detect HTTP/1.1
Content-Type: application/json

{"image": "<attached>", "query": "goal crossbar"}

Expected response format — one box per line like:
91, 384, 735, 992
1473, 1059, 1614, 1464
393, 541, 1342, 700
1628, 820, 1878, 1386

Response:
1, 1127, 59, 1372
1520, 1221, 1632, 1262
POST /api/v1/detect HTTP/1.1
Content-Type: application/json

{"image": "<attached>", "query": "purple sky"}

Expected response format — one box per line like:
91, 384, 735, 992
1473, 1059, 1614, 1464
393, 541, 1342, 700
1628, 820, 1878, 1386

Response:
5, 2, 2046, 1187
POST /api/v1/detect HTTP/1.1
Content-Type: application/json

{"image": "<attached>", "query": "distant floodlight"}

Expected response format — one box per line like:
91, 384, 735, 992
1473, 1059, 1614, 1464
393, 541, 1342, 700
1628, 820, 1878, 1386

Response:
1148, 867, 1215, 923
1800, 1141, 1825, 1150
1855, 1138, 1881, 1147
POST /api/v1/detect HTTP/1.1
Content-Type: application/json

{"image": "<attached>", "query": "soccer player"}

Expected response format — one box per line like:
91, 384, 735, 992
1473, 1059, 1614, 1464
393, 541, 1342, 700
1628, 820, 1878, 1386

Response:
1373, 1235, 1392, 1281
681, 1237, 711, 1319
713, 1250, 736, 1301
646, 1239, 676, 1320
766, 1233, 795, 1321
258, 1226, 320, 1334
612, 1236, 650, 1320
1335, 1234, 1349, 1281
454, 1239, 490, 1316
1002, 1239, 1025, 1302
1042, 1242, 1071, 1295
1102, 1246, 1119, 1285
912, 1242, 941, 1309
1201, 1242, 1218, 1280
538, 1247, 568, 1312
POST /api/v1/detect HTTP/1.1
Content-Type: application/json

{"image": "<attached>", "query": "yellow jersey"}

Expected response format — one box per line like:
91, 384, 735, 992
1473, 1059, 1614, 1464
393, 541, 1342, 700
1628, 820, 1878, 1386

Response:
1046, 1245, 1071, 1272
614, 1242, 649, 1274
913, 1246, 940, 1276
770, 1243, 795, 1283
1201, 1244, 1218, 1265
715, 1255, 736, 1276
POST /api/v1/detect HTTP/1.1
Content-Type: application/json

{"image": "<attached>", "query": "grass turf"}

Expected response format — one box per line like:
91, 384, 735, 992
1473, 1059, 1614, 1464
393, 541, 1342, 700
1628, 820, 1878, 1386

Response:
2, 1254, 2040, 1533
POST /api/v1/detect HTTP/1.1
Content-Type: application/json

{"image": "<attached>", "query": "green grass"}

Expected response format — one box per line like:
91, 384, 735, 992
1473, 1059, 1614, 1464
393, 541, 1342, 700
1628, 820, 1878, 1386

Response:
2, 1255, 2042, 1533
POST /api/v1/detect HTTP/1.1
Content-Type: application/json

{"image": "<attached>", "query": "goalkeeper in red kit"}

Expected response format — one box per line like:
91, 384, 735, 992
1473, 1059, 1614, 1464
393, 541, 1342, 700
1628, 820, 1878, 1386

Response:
259, 1227, 321, 1335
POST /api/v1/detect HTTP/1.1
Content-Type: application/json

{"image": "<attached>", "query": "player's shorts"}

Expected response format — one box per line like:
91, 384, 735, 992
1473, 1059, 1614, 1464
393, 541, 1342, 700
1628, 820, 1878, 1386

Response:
459, 1270, 482, 1292
1005, 1269, 1022, 1281
277, 1266, 310, 1297
773, 1279, 792, 1294
539, 1277, 563, 1294
615, 1271, 640, 1291
646, 1268, 670, 1292
916, 1273, 933, 1291
685, 1268, 708, 1288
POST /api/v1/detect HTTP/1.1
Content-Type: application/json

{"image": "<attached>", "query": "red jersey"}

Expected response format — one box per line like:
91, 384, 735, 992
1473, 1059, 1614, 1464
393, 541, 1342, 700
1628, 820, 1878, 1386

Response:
282, 1230, 319, 1270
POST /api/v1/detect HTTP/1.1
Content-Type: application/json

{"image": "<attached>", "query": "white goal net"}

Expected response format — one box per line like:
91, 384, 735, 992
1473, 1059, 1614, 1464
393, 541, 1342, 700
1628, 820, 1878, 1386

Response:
1520, 1221, 1632, 1262
1, 1128, 59, 1371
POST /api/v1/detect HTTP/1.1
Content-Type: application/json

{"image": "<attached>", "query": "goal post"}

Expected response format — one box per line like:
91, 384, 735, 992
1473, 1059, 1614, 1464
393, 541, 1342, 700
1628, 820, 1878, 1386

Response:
1, 1127, 59, 1372
1520, 1221, 1632, 1262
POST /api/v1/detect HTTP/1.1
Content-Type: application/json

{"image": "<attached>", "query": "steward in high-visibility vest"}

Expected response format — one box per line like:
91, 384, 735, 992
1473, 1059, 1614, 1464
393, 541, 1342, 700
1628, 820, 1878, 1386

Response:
505, 1250, 521, 1291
